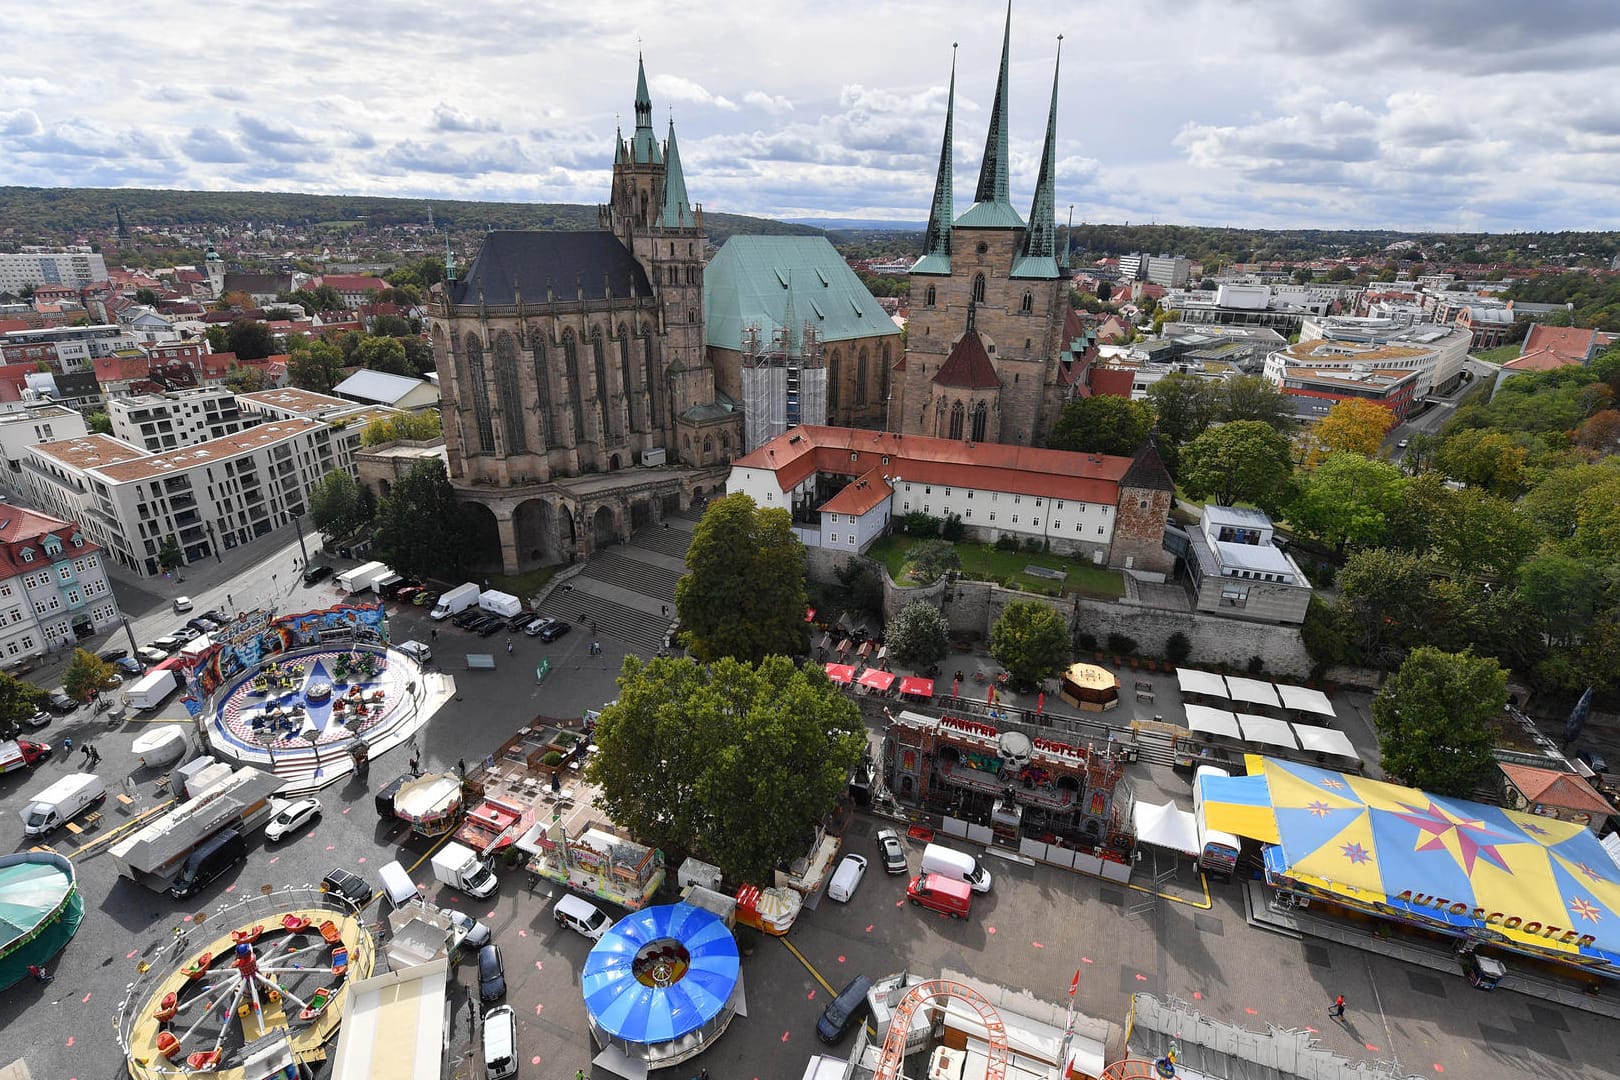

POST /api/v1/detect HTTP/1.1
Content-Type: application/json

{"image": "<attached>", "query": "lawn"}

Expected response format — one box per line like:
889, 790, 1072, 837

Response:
867, 534, 1125, 599
1470, 344, 1521, 365
488, 564, 559, 600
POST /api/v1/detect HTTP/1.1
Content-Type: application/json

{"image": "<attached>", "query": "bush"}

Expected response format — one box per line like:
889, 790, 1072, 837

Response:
906, 540, 961, 584
904, 512, 941, 537
1022, 537, 1044, 553
1247, 655, 1265, 675
1306, 558, 1338, 589
886, 600, 951, 668
1075, 631, 1097, 652
1301, 596, 1352, 666
941, 513, 965, 542
542, 751, 564, 766
1165, 631, 1192, 665
994, 535, 1019, 552
1106, 632, 1137, 655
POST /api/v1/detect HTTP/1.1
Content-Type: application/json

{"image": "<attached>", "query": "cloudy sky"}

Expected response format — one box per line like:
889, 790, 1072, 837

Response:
4, 0, 1619, 231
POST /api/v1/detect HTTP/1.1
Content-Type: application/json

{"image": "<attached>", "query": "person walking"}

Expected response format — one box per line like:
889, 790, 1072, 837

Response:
27, 964, 52, 984
62, 736, 72, 755
80, 743, 91, 762
431, 627, 438, 641
576, 1070, 587, 1080
89, 745, 100, 766
1329, 994, 1346, 1020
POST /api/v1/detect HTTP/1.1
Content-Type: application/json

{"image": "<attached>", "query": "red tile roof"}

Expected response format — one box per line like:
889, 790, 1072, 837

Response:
0, 507, 102, 582
931, 328, 999, 389
1499, 763, 1614, 815
1089, 367, 1135, 399
1521, 324, 1596, 363
818, 468, 893, 516
1504, 349, 1582, 373
93, 354, 151, 383
319, 275, 389, 294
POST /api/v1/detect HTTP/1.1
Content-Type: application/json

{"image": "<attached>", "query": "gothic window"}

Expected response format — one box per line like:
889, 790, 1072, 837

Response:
971, 401, 988, 442
856, 348, 869, 407
948, 400, 965, 440
881, 342, 891, 400
494, 331, 528, 453
532, 337, 556, 447
461, 334, 497, 454
668, 266, 678, 286
592, 327, 614, 442
639, 192, 648, 224
972, 274, 986, 304
828, 354, 840, 414
561, 328, 586, 442
934, 397, 946, 437
1021, 291, 1033, 314
641, 328, 662, 428
617, 324, 639, 431
688, 242, 694, 256
670, 242, 676, 257
926, 285, 936, 307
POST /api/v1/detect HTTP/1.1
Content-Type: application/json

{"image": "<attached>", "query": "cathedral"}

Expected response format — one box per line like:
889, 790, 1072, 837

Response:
429, 59, 741, 572
892, 15, 1081, 448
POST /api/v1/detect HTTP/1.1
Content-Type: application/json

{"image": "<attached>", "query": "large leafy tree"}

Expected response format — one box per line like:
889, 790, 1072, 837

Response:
1517, 553, 1612, 650
1313, 398, 1394, 460
1435, 428, 1528, 495
1372, 647, 1506, 797
1046, 395, 1156, 456
372, 458, 473, 581
886, 601, 950, 669
0, 672, 47, 738
1429, 488, 1538, 581
225, 318, 276, 361
1338, 547, 1434, 663
1178, 420, 1298, 514
224, 365, 269, 393
85, 410, 112, 435
675, 493, 809, 663
989, 599, 1071, 689
1145, 372, 1219, 469
1288, 452, 1406, 553
588, 655, 864, 884
1217, 374, 1294, 433
63, 648, 115, 703
905, 539, 960, 585
355, 335, 412, 376
288, 338, 345, 392
309, 469, 365, 543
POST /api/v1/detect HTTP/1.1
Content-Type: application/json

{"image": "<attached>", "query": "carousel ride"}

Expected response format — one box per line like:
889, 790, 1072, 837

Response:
117, 888, 373, 1078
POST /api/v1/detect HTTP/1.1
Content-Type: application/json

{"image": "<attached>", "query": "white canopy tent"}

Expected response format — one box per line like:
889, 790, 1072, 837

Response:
1292, 724, 1358, 760
1184, 704, 1242, 740
1276, 683, 1335, 718
1223, 676, 1281, 710
1176, 668, 1230, 699
1133, 800, 1200, 856
1236, 713, 1298, 752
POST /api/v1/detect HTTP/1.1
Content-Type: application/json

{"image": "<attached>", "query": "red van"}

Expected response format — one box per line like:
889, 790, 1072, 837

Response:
906, 872, 972, 919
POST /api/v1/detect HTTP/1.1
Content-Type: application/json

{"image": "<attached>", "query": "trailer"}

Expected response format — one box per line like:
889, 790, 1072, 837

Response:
108, 765, 282, 891
337, 560, 389, 594
478, 590, 521, 618
123, 665, 180, 712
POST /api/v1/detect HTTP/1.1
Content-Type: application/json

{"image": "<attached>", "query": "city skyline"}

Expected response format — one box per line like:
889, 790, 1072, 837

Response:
3, 1, 1619, 232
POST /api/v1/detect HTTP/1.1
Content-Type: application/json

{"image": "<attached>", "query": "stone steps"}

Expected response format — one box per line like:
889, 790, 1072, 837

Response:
583, 551, 682, 603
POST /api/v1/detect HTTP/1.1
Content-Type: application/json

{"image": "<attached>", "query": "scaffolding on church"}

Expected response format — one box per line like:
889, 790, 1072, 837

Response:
740, 313, 826, 454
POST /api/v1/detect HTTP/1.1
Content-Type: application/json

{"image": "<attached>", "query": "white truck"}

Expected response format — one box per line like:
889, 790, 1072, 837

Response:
123, 666, 180, 712
21, 772, 106, 837
430, 840, 499, 899
337, 560, 389, 594
478, 590, 522, 618
431, 582, 480, 621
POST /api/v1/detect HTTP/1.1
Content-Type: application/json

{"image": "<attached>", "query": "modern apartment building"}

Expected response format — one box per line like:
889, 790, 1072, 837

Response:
0, 405, 88, 490
1, 324, 139, 373
23, 420, 343, 576
236, 388, 395, 474
1118, 252, 1192, 289
1287, 318, 1471, 396
0, 506, 123, 660
108, 388, 254, 452
0, 250, 109, 294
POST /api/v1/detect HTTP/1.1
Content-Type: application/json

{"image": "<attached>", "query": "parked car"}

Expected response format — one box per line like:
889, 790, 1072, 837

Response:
202, 609, 229, 625
97, 648, 128, 663
476, 616, 504, 637
149, 636, 183, 654
877, 828, 907, 874
301, 564, 333, 585
264, 797, 322, 842
46, 687, 76, 714
451, 609, 483, 629
827, 854, 868, 903
21, 709, 50, 730
412, 590, 439, 607
172, 596, 193, 613
381, 578, 420, 600
523, 617, 555, 638
539, 620, 572, 642
506, 612, 538, 632
478, 944, 507, 1002
114, 657, 145, 676
817, 973, 873, 1043
482, 1004, 517, 1079
99, 672, 122, 689
186, 617, 219, 635
320, 866, 372, 909
449, 910, 492, 951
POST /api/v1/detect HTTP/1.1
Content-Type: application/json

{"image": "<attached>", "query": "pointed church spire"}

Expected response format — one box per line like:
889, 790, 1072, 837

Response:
915, 45, 957, 271
444, 231, 456, 283
635, 54, 652, 127
782, 271, 800, 358
974, 2, 1012, 207
630, 54, 662, 164
658, 118, 694, 228
1020, 35, 1061, 264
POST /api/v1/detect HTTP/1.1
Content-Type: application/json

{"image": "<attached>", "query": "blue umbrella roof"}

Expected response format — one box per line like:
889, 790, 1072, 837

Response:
581, 902, 739, 1043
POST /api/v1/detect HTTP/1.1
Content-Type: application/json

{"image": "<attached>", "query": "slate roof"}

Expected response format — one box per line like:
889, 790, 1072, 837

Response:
931, 328, 999, 389
704, 237, 899, 353
449, 231, 653, 307
1120, 438, 1174, 493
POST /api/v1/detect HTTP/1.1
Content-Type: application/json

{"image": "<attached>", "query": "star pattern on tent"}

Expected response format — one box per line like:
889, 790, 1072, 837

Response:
1392, 799, 1514, 876
1306, 800, 1333, 817
1575, 861, 1605, 883
1520, 819, 1550, 837
1317, 778, 1348, 792
1339, 842, 1373, 866
1569, 897, 1602, 923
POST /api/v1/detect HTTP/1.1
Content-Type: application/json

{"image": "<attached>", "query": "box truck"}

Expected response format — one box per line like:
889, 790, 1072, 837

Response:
431, 841, 500, 899
123, 665, 180, 712
431, 582, 480, 621
0, 738, 51, 774
335, 560, 388, 594
21, 772, 106, 837
478, 590, 522, 618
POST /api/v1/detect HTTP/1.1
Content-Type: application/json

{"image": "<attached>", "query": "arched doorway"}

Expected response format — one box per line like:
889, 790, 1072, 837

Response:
513, 498, 558, 567
592, 506, 616, 549
608, 454, 621, 472
630, 500, 652, 529
460, 500, 503, 571
558, 507, 577, 555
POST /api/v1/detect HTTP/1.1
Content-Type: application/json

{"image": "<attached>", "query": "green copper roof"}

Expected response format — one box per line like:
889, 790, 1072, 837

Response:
658, 120, 695, 228
631, 54, 662, 165
959, 3, 1018, 229
915, 46, 958, 275
704, 236, 901, 353
954, 200, 1027, 229
1015, 37, 1062, 279
1010, 255, 1061, 280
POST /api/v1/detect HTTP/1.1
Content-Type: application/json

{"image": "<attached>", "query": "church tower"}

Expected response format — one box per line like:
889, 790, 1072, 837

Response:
896, 9, 1072, 448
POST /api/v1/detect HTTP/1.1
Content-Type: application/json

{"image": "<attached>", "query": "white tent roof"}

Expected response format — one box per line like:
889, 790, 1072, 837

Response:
1132, 801, 1201, 856
1292, 724, 1358, 760
1224, 675, 1281, 709
1184, 704, 1241, 740
1176, 667, 1229, 698
1236, 713, 1298, 750
1277, 683, 1335, 717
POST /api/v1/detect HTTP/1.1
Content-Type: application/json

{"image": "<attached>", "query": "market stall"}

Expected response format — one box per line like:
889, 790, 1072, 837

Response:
823, 663, 856, 686
1059, 663, 1119, 711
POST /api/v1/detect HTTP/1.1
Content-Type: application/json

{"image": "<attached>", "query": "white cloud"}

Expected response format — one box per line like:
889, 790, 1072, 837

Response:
744, 90, 795, 114
652, 74, 739, 112
0, 109, 42, 137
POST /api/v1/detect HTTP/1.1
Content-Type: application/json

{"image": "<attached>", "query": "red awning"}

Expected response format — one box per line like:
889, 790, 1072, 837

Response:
898, 676, 935, 698
824, 663, 856, 685
858, 668, 896, 691
805, 607, 817, 622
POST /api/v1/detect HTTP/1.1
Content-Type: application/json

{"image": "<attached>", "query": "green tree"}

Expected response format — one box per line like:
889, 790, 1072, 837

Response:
675, 493, 809, 664
1217, 374, 1295, 433
905, 539, 961, 585
1371, 647, 1506, 797
205, 325, 229, 353
63, 648, 115, 703
1435, 429, 1528, 495
886, 601, 950, 669
1046, 395, 1155, 456
361, 411, 442, 447
1145, 371, 1218, 467
85, 409, 112, 435
1179, 420, 1298, 514
1288, 452, 1405, 553
1573, 469, 1620, 557
224, 364, 269, 393
288, 338, 344, 392
134, 286, 159, 306
0, 672, 47, 739
225, 319, 276, 361
1430, 489, 1538, 580
989, 599, 1071, 689
1400, 431, 1441, 474
370, 314, 414, 338
372, 458, 474, 581
355, 335, 411, 375
587, 655, 863, 884
1518, 553, 1612, 650
308, 469, 365, 543
1338, 547, 1433, 663
157, 534, 183, 572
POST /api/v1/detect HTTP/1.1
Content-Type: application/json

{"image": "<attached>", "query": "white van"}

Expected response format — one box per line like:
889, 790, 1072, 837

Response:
921, 843, 993, 893
826, 853, 867, 903
482, 1003, 517, 1078
554, 893, 615, 941
376, 859, 421, 909
396, 640, 432, 664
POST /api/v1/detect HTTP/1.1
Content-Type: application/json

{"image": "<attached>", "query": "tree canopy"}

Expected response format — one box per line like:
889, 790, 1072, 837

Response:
225, 319, 276, 361
1046, 395, 1155, 456
587, 655, 864, 884
1371, 647, 1506, 797
1179, 421, 1298, 514
287, 338, 344, 392
372, 458, 474, 581
1312, 399, 1394, 460
85, 410, 112, 435
360, 411, 442, 446
0, 672, 47, 739
354, 335, 412, 376
886, 600, 950, 670
308, 469, 366, 543
989, 599, 1071, 689
63, 649, 115, 703
1217, 374, 1295, 433
675, 493, 809, 664
1145, 372, 1218, 470
904, 539, 960, 585
1288, 452, 1405, 553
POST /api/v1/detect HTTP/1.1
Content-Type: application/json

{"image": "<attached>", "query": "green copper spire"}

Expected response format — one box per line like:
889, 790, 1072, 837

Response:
912, 45, 957, 275
445, 231, 456, 284
658, 118, 694, 228
954, 3, 1024, 230
630, 54, 662, 165
635, 54, 652, 124
1020, 36, 1061, 264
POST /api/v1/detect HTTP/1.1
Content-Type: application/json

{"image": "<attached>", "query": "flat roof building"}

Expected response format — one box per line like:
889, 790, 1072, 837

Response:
1293, 317, 1471, 395
107, 388, 253, 452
